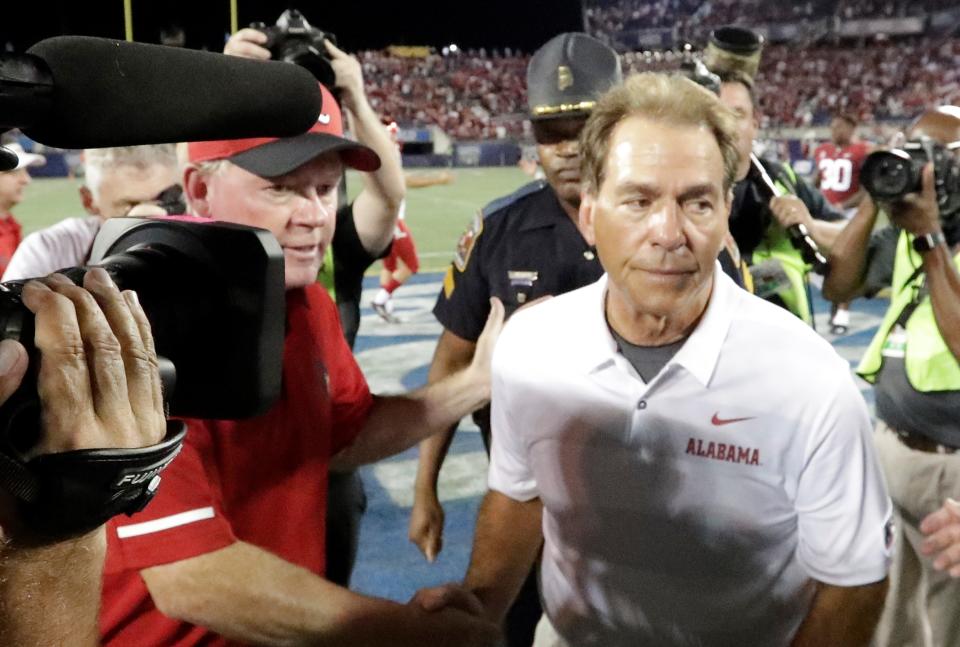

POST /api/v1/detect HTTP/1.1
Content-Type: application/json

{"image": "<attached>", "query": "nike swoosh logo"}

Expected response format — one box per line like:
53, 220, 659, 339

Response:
711, 413, 756, 426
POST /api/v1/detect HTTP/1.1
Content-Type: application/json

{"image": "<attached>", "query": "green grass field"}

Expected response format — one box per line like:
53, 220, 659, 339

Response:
15, 167, 532, 273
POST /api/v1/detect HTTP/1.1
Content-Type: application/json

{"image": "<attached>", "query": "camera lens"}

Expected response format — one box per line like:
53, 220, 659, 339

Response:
284, 47, 336, 88
862, 150, 915, 200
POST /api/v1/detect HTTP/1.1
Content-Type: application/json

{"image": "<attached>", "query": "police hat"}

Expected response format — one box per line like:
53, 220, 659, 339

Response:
527, 33, 622, 121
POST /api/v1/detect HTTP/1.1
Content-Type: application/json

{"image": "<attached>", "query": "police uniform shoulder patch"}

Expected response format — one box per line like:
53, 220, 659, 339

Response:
454, 211, 484, 272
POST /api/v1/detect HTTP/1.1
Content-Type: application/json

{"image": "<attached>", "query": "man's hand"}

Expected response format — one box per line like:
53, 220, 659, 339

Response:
0, 269, 167, 647
0, 268, 167, 533
23, 270, 166, 458
406, 299, 504, 562
409, 489, 444, 562
223, 28, 271, 60
463, 297, 505, 399
886, 163, 941, 237
920, 498, 960, 576
770, 194, 815, 231
410, 582, 485, 617
324, 40, 366, 112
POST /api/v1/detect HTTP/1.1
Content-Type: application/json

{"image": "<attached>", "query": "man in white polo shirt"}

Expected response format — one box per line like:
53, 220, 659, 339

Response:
415, 73, 892, 646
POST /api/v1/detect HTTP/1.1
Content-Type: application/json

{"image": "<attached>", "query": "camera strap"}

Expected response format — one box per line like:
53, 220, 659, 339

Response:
0, 421, 185, 538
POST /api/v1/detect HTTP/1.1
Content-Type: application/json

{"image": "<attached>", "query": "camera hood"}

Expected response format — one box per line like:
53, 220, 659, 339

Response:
89, 217, 285, 420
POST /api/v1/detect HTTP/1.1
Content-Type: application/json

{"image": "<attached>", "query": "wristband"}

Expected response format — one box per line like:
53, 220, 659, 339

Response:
0, 421, 185, 538
912, 230, 946, 253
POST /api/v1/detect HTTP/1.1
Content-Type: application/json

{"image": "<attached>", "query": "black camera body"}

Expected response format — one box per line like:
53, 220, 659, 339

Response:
0, 217, 286, 457
861, 139, 960, 222
252, 9, 338, 88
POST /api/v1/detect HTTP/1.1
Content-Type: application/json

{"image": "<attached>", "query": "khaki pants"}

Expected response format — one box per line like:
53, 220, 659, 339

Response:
873, 422, 960, 647
532, 614, 568, 647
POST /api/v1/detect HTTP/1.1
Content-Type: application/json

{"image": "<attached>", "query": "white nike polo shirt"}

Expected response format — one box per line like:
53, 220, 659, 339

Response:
489, 268, 892, 647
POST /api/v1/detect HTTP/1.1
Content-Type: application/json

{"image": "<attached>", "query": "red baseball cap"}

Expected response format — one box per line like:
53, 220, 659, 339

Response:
187, 84, 380, 177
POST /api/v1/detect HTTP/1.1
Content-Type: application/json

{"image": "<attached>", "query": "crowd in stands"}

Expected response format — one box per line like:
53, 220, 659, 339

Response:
359, 49, 529, 140
354, 34, 958, 140
337, 0, 960, 140
754, 37, 960, 128
584, 0, 958, 39
621, 37, 960, 128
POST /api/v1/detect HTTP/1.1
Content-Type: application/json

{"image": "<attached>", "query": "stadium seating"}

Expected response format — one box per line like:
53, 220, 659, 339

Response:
349, 0, 958, 140
360, 50, 529, 141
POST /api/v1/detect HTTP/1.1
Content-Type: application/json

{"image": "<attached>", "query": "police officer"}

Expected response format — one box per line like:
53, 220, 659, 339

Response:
408, 32, 620, 647
719, 71, 846, 324
824, 106, 960, 647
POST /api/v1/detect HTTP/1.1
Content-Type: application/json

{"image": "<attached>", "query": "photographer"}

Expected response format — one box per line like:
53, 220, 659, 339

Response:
822, 106, 960, 647
719, 71, 847, 324
2, 145, 180, 282
0, 269, 166, 646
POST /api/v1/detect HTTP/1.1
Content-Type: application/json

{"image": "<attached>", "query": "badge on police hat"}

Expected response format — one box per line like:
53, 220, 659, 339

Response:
527, 33, 622, 119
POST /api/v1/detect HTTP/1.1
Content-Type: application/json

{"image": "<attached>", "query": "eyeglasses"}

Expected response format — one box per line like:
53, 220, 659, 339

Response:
532, 117, 588, 146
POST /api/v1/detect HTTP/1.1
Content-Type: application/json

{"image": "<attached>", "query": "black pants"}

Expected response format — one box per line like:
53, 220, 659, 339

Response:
325, 470, 367, 587
479, 408, 542, 647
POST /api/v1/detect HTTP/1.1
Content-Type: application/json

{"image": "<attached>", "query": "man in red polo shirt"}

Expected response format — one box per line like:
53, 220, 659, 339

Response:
0, 143, 45, 275
98, 85, 501, 647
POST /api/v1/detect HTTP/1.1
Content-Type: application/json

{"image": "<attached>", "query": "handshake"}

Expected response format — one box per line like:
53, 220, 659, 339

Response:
407, 582, 502, 647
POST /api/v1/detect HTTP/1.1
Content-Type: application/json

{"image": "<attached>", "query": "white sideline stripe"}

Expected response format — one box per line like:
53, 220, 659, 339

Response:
116, 506, 215, 539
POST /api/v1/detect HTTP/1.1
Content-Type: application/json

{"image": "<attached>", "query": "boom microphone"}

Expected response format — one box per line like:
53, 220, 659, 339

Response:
0, 36, 322, 150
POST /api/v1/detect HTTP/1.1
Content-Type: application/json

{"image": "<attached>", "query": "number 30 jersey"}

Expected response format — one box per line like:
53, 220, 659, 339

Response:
813, 141, 870, 207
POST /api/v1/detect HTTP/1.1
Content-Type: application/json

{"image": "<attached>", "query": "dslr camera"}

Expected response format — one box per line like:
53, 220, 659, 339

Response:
861, 138, 960, 222
252, 9, 339, 88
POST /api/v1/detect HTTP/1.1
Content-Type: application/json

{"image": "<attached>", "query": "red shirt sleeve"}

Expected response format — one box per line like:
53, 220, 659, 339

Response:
104, 425, 236, 573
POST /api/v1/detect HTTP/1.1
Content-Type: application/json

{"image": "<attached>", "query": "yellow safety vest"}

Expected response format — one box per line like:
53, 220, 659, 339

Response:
857, 231, 960, 392
751, 164, 813, 324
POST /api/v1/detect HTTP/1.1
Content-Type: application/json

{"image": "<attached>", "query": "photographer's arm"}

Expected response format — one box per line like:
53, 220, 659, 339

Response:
330, 300, 502, 471
770, 193, 846, 254
790, 579, 888, 647
841, 187, 867, 211
922, 241, 960, 359
142, 541, 499, 646
0, 270, 166, 646
326, 40, 406, 256
891, 164, 960, 360
223, 29, 271, 60
821, 196, 880, 302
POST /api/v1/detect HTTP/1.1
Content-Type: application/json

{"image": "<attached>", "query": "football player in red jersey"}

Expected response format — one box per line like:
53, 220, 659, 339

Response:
814, 113, 871, 334
372, 120, 454, 322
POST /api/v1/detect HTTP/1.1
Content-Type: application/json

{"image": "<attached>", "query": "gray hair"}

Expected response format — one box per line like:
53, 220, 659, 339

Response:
580, 73, 741, 193
83, 145, 178, 199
